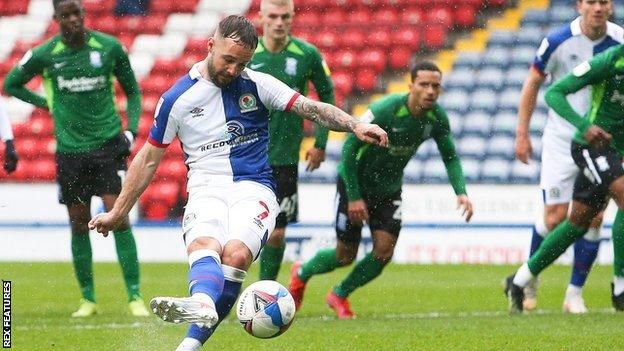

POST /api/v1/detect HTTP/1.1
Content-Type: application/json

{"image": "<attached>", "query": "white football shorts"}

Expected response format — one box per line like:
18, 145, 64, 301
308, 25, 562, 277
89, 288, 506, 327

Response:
539, 137, 578, 205
182, 178, 278, 260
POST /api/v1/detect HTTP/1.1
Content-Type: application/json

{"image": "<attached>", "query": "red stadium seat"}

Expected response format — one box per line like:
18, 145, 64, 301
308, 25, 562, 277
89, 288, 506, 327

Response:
140, 75, 171, 95
138, 115, 154, 137
322, 9, 346, 27
376, 8, 399, 27
140, 181, 180, 208
93, 15, 117, 35
348, 9, 371, 27
27, 159, 56, 181
117, 34, 135, 50
355, 69, 377, 92
360, 49, 387, 73
389, 47, 413, 70
293, 12, 320, 29
142, 202, 170, 220
158, 160, 188, 182
332, 49, 358, 70
142, 93, 161, 115
14, 138, 39, 160
141, 15, 168, 35
394, 28, 421, 51
4, 1, 28, 16
426, 7, 454, 29
340, 29, 367, 50
185, 37, 208, 55
455, 7, 477, 27
331, 71, 354, 96
316, 30, 340, 50
172, 0, 198, 13
422, 25, 447, 49
152, 58, 186, 76
368, 29, 392, 50
28, 117, 54, 138
400, 7, 424, 26
150, 0, 174, 14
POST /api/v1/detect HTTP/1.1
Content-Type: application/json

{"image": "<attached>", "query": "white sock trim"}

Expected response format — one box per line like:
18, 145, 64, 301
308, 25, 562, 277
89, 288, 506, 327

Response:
222, 265, 247, 283
614, 276, 624, 296
188, 249, 221, 267
583, 227, 601, 241
176, 337, 202, 351
534, 218, 548, 237
513, 263, 534, 287
566, 284, 582, 297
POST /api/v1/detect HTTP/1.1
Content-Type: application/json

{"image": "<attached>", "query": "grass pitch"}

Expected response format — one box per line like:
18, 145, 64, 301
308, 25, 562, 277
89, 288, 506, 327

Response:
2, 262, 622, 350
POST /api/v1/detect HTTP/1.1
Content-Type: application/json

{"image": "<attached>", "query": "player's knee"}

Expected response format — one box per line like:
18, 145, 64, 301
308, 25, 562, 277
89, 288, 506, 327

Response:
544, 211, 566, 231
372, 247, 394, 265
221, 249, 251, 271
336, 244, 357, 266
69, 217, 90, 234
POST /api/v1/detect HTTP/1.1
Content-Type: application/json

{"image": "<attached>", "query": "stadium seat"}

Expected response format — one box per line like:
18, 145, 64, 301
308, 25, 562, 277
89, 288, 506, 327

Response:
480, 158, 511, 182
549, 5, 576, 23
332, 71, 354, 96
403, 159, 422, 183
469, 89, 498, 113
332, 49, 358, 71
454, 51, 482, 70
443, 68, 474, 91
482, 47, 511, 69
355, 69, 378, 92
360, 49, 387, 73
486, 136, 514, 158
369, 29, 392, 50
349, 9, 372, 27
394, 27, 421, 51
422, 25, 446, 49
388, 47, 413, 70
457, 136, 487, 159
461, 157, 481, 182
491, 111, 517, 136
522, 9, 551, 26
27, 159, 56, 181
421, 159, 448, 182
504, 66, 528, 89
516, 26, 544, 46
376, 8, 400, 27
400, 7, 424, 26
511, 159, 540, 183
460, 111, 491, 137
476, 68, 505, 90
439, 89, 470, 113
317, 30, 340, 50
498, 88, 522, 110
488, 30, 517, 48
340, 29, 367, 50
140, 181, 180, 208
529, 110, 547, 135
426, 7, 454, 29
454, 6, 476, 27
447, 111, 463, 136
322, 8, 346, 27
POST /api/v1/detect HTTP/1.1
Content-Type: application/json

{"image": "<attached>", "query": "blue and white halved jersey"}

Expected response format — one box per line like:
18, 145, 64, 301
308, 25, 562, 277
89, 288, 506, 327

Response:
533, 17, 624, 149
148, 63, 300, 192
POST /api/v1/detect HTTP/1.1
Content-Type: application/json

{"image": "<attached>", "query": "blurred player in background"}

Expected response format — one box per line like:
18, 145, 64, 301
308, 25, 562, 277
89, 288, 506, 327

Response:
252, 0, 336, 281
514, 0, 622, 313
0, 98, 18, 173
3, 0, 148, 317
88, 15, 387, 351
506, 43, 624, 314
289, 62, 474, 319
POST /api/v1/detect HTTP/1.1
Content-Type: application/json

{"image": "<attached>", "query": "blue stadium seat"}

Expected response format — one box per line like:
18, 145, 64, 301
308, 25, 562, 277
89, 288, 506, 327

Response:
444, 68, 475, 91
510, 45, 536, 66
403, 159, 422, 183
482, 47, 511, 69
470, 89, 499, 113
491, 111, 517, 136
529, 110, 547, 136
486, 135, 514, 158
510, 160, 540, 183
461, 111, 491, 137
487, 30, 517, 48
457, 136, 487, 159
498, 88, 521, 110
440, 89, 471, 114
460, 157, 481, 182
421, 158, 448, 182
504, 66, 528, 89
454, 51, 483, 70
531, 136, 543, 159
550, 5, 576, 23
414, 139, 436, 160
480, 158, 511, 182
476, 68, 505, 90
616, 6, 624, 22
522, 9, 551, 26
447, 111, 463, 136
516, 26, 544, 46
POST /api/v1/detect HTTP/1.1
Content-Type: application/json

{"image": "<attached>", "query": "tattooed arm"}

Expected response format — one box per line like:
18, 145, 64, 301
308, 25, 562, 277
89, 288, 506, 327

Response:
290, 95, 389, 147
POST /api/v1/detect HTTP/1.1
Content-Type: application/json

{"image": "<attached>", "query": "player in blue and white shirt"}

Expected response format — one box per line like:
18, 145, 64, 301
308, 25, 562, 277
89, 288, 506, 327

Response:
514, 0, 623, 313
89, 15, 387, 351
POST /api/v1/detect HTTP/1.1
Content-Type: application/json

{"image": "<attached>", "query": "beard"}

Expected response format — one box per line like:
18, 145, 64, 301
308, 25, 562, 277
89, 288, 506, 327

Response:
207, 56, 234, 88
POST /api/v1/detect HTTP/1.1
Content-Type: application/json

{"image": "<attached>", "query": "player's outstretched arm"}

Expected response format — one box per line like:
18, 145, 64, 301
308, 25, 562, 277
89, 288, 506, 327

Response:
515, 67, 545, 164
89, 143, 166, 236
289, 95, 388, 147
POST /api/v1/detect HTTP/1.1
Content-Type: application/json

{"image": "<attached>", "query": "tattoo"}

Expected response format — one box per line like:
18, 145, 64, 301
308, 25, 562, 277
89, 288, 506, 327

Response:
291, 96, 358, 132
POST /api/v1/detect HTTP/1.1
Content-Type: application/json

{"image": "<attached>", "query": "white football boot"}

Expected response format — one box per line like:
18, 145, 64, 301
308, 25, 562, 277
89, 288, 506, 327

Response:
563, 293, 588, 314
150, 296, 218, 328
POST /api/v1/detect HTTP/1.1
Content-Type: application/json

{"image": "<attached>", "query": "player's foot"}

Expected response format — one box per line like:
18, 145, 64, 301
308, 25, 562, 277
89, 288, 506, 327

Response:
611, 283, 624, 311
503, 275, 524, 314
562, 294, 588, 314
71, 299, 98, 317
175, 337, 202, 351
150, 296, 218, 328
288, 261, 307, 311
129, 298, 150, 317
522, 278, 538, 311
326, 291, 356, 320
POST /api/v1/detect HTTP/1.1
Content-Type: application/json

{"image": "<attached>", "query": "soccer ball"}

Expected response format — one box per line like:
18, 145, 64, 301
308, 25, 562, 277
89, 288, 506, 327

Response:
236, 280, 296, 338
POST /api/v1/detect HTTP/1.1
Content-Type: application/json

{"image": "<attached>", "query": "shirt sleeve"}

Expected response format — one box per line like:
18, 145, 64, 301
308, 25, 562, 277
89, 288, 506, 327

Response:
249, 69, 300, 112
112, 41, 142, 134
544, 47, 617, 134
0, 98, 13, 141
3, 49, 48, 109
147, 96, 179, 148
432, 109, 467, 195
309, 49, 334, 149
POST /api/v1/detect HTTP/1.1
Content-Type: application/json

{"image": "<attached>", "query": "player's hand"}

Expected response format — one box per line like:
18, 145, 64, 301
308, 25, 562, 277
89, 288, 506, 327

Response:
353, 123, 388, 147
3, 140, 18, 173
584, 126, 612, 148
457, 195, 473, 222
515, 133, 532, 164
305, 147, 325, 171
347, 200, 369, 226
89, 211, 124, 237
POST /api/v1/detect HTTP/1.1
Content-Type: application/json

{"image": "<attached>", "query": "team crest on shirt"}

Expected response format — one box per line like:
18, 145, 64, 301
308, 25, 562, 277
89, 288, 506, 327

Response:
285, 57, 298, 76
549, 187, 561, 199
90, 51, 102, 67
239, 93, 258, 113
227, 120, 245, 139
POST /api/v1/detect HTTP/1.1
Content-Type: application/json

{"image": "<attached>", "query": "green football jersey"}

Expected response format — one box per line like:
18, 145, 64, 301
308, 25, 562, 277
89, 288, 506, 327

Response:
338, 93, 467, 200
3, 30, 141, 153
546, 44, 624, 154
250, 36, 334, 166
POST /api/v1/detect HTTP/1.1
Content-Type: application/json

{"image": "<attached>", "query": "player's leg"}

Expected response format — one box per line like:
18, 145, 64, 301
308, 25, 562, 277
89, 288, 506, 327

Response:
607, 176, 624, 311
289, 178, 360, 310
57, 152, 98, 317
178, 181, 278, 350
259, 165, 298, 280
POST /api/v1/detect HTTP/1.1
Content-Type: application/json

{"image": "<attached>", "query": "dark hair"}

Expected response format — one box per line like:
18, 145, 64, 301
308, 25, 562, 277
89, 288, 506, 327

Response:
410, 61, 442, 81
53, 0, 81, 10
217, 15, 258, 49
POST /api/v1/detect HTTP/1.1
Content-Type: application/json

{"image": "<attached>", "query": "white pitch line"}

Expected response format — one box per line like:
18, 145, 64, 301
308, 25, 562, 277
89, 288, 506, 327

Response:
14, 308, 617, 332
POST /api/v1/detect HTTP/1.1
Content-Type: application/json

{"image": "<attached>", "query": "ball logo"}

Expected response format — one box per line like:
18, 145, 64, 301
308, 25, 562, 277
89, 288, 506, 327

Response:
239, 93, 258, 113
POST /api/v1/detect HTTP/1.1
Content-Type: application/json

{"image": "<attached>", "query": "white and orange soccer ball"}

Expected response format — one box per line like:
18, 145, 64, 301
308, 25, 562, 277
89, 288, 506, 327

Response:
236, 280, 296, 339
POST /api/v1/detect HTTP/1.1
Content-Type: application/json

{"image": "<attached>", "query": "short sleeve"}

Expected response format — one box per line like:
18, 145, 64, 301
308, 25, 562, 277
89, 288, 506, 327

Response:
247, 69, 300, 112
148, 96, 179, 147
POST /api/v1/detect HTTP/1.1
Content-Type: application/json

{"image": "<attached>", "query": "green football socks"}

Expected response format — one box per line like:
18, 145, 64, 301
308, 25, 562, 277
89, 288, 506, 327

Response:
113, 228, 141, 301
612, 210, 624, 277
259, 244, 285, 280
299, 248, 341, 282
333, 253, 384, 298
71, 232, 95, 302
528, 220, 587, 275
